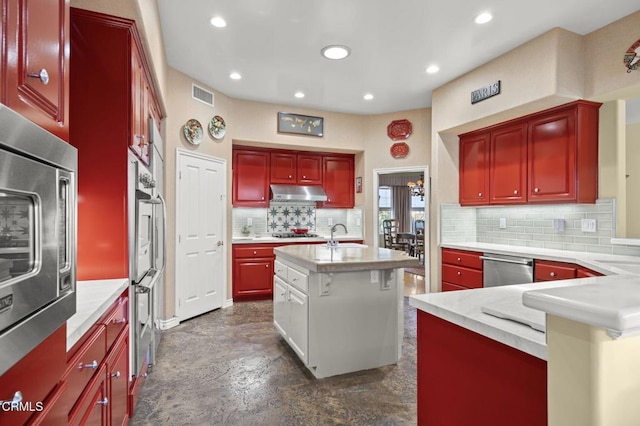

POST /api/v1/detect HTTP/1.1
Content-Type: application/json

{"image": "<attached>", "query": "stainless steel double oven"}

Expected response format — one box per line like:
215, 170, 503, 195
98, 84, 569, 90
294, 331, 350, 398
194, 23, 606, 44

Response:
129, 150, 165, 377
0, 105, 77, 375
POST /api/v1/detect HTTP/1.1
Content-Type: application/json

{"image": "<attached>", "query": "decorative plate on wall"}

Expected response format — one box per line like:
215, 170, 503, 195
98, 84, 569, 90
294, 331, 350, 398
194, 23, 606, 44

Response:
209, 115, 227, 140
387, 119, 413, 141
390, 142, 410, 159
183, 119, 203, 145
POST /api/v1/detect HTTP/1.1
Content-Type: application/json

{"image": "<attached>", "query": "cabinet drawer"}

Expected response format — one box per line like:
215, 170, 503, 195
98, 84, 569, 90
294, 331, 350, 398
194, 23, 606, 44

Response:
535, 260, 577, 281
442, 264, 483, 288
61, 325, 106, 416
442, 249, 483, 270
287, 267, 309, 293
234, 246, 274, 258
442, 282, 470, 292
102, 295, 128, 351
274, 260, 287, 280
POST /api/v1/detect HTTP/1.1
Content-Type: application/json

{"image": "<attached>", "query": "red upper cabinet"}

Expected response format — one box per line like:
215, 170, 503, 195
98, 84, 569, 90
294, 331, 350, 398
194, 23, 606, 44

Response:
130, 45, 151, 166
321, 155, 354, 208
459, 132, 490, 206
459, 100, 601, 207
270, 152, 296, 184
490, 122, 527, 204
233, 149, 270, 207
528, 101, 600, 204
297, 153, 322, 184
4, 0, 69, 141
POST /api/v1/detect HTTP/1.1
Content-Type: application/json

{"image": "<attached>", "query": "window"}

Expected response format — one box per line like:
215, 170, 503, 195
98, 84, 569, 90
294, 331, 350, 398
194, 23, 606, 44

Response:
410, 195, 425, 231
378, 186, 391, 233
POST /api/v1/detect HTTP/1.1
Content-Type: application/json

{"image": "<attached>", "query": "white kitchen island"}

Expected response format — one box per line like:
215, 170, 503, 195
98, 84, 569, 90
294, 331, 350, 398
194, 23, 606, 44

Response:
273, 244, 419, 378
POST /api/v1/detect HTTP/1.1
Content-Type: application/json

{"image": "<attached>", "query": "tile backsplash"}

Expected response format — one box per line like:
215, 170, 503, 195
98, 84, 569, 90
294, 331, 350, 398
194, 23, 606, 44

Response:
441, 199, 640, 256
232, 203, 363, 238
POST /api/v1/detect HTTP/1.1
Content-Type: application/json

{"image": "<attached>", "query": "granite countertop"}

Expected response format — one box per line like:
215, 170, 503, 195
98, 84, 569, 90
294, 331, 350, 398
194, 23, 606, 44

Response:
441, 242, 640, 276
232, 235, 363, 244
67, 278, 129, 350
274, 244, 420, 273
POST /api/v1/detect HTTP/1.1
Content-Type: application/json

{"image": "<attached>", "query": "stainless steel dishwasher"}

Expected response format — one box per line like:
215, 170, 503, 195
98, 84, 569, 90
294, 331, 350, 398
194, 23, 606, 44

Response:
480, 253, 534, 287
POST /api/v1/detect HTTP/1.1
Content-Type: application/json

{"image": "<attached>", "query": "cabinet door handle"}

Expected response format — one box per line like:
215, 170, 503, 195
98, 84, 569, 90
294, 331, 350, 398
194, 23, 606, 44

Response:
513, 190, 518, 195
478, 192, 483, 197
261, 196, 264, 200
550, 272, 556, 278
457, 271, 461, 276
111, 371, 121, 379
534, 187, 540, 193
253, 251, 257, 255
78, 360, 98, 370
457, 257, 461, 262
302, 175, 306, 179
288, 175, 292, 179
266, 264, 269, 268
112, 318, 126, 325
0, 391, 22, 406
28, 68, 49, 85
96, 397, 109, 406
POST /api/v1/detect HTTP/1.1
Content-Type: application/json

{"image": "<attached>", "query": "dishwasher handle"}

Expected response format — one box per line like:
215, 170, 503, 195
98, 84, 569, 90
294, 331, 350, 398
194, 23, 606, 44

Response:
479, 255, 533, 266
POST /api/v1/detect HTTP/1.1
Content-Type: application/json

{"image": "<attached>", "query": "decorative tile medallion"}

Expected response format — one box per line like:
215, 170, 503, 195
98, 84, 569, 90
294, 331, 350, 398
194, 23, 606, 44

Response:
267, 203, 316, 232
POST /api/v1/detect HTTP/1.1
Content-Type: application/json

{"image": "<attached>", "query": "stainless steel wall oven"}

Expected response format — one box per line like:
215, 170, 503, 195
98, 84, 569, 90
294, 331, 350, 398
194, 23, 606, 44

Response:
0, 105, 77, 375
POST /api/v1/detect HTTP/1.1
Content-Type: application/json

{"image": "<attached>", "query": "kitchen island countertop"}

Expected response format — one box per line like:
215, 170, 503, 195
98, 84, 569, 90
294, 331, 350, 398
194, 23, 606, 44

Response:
274, 244, 419, 273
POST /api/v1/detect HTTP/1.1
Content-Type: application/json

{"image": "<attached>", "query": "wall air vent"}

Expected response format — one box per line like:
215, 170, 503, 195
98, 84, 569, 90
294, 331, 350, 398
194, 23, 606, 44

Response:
192, 83, 214, 107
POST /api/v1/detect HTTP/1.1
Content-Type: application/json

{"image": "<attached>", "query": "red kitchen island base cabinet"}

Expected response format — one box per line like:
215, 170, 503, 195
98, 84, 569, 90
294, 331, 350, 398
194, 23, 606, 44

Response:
417, 311, 547, 426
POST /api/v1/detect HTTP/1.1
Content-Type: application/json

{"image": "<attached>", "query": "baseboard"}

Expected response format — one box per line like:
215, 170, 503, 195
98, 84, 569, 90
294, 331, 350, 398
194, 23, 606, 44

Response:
156, 316, 180, 330
223, 298, 233, 308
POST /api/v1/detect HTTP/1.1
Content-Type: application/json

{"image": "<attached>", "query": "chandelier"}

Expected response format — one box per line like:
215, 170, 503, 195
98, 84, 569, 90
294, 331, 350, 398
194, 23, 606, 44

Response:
407, 175, 425, 200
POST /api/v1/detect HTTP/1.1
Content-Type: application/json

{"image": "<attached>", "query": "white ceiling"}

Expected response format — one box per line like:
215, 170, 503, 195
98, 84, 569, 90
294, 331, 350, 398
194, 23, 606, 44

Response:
157, 1, 639, 115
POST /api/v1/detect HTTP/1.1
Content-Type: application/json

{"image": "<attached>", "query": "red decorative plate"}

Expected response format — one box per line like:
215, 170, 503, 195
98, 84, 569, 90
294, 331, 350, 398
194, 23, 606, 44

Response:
387, 119, 413, 141
390, 142, 410, 159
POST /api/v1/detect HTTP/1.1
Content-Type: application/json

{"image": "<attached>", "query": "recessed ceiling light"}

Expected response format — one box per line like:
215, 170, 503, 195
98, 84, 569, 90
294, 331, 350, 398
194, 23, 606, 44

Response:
294, 92, 305, 99
426, 65, 440, 74
210, 16, 227, 28
363, 93, 374, 101
475, 12, 492, 24
321, 45, 351, 60
229, 72, 242, 80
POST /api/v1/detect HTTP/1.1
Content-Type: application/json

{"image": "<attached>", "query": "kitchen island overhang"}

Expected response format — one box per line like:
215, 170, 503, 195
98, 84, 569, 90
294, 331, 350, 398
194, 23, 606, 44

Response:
273, 244, 419, 379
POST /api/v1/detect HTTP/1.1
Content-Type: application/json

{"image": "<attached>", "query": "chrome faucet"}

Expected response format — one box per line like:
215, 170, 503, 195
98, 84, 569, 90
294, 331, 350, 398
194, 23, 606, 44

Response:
329, 223, 348, 247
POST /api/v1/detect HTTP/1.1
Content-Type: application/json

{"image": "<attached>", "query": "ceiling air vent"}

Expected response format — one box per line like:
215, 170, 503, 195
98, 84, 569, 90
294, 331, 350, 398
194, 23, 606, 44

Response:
192, 83, 214, 107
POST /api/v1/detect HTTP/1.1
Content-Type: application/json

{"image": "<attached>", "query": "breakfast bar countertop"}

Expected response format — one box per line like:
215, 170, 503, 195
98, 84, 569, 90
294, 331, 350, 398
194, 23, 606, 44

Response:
274, 244, 419, 273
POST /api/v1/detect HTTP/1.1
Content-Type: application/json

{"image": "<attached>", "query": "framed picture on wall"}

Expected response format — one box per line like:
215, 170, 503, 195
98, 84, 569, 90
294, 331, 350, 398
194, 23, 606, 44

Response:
278, 112, 324, 137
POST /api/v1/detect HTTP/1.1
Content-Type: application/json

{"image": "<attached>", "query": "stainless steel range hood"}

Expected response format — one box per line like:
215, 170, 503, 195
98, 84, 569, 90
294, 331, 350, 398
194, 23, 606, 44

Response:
270, 184, 328, 202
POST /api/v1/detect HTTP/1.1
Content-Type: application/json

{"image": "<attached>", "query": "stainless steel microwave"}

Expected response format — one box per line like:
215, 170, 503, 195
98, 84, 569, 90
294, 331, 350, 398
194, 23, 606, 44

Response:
0, 105, 77, 376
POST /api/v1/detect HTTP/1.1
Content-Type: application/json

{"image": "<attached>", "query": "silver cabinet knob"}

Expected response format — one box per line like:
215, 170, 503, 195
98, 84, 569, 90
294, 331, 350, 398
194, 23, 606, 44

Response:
78, 360, 98, 370
550, 272, 556, 278
112, 318, 126, 324
288, 175, 292, 179
534, 187, 540, 193
513, 190, 518, 195
28, 68, 49, 85
261, 196, 264, 200
111, 371, 121, 379
478, 192, 483, 197
265, 264, 269, 268
96, 397, 109, 406
302, 175, 306, 179
253, 251, 257, 255
457, 271, 461, 276
457, 257, 461, 262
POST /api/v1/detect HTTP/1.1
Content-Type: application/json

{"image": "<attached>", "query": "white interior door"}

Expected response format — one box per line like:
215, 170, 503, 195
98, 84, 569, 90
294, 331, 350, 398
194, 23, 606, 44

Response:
176, 150, 226, 321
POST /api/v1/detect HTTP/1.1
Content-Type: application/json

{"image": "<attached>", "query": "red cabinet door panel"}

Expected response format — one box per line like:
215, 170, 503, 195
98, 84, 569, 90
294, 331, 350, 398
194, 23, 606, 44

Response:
297, 154, 322, 184
232, 150, 270, 207
459, 132, 490, 205
527, 110, 576, 202
270, 152, 296, 183
490, 122, 527, 204
442, 248, 483, 270
534, 260, 577, 281
321, 155, 354, 208
442, 264, 483, 288
233, 259, 274, 299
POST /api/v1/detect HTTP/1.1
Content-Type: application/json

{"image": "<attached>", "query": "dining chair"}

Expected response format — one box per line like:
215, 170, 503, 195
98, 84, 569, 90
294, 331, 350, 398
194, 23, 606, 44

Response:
382, 219, 406, 251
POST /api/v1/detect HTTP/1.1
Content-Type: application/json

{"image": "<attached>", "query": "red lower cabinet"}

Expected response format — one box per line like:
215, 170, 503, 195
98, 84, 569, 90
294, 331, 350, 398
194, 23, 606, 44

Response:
417, 311, 547, 425
441, 248, 483, 291
107, 331, 129, 426
68, 364, 108, 426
